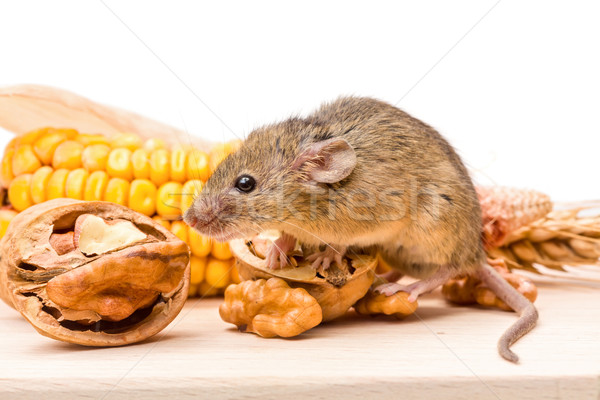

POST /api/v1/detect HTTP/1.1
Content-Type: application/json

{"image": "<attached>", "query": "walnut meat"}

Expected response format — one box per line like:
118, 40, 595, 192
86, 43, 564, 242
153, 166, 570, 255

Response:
474, 272, 538, 311
442, 260, 538, 311
230, 237, 377, 322
219, 278, 322, 338
354, 290, 418, 319
0, 198, 190, 346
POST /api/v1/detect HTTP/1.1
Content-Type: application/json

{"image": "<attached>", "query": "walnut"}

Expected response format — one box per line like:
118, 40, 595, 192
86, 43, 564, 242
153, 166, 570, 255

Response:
0, 198, 190, 346
474, 272, 538, 311
219, 278, 322, 338
441, 275, 479, 305
354, 290, 418, 319
442, 259, 538, 311
230, 237, 377, 322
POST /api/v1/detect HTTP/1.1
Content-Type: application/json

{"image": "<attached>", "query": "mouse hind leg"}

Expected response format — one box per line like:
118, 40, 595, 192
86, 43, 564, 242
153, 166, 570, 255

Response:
375, 264, 455, 302
373, 247, 457, 302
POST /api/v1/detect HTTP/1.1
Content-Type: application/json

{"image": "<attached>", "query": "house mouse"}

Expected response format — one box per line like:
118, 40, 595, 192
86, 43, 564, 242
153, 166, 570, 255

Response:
184, 96, 538, 363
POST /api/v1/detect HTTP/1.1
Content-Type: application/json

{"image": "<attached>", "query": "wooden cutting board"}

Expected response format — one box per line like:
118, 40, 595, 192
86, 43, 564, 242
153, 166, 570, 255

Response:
1, 280, 599, 400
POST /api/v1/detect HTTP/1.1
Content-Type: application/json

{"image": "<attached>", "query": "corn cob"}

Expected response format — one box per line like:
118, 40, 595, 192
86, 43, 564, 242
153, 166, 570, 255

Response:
477, 186, 553, 249
0, 127, 242, 297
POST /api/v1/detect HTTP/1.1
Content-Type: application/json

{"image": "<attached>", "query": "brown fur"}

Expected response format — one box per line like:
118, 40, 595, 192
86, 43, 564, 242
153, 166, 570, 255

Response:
188, 96, 484, 278
185, 96, 537, 362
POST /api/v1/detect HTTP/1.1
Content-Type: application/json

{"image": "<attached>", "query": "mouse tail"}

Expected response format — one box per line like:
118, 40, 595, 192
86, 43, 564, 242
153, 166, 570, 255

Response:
477, 263, 539, 363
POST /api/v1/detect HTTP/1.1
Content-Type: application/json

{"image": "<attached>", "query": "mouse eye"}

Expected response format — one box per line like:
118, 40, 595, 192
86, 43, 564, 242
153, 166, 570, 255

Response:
234, 175, 256, 193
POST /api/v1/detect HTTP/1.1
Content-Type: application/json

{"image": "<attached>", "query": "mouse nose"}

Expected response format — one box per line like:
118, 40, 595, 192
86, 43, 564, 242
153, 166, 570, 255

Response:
185, 214, 198, 228
182, 207, 198, 228
183, 198, 218, 231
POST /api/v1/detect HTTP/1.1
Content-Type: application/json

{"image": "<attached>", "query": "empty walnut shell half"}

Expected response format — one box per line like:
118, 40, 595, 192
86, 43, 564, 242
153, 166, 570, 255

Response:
0, 198, 190, 346
229, 237, 377, 322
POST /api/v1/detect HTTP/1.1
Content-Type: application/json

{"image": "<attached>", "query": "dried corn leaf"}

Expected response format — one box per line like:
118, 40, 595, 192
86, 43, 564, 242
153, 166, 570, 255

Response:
0, 84, 211, 149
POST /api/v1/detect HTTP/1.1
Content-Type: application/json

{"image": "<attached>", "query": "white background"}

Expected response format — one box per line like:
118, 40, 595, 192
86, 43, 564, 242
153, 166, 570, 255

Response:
0, 1, 598, 202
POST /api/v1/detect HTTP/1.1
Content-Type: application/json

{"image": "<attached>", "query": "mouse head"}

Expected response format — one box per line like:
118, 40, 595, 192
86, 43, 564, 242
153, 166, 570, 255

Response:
183, 121, 356, 242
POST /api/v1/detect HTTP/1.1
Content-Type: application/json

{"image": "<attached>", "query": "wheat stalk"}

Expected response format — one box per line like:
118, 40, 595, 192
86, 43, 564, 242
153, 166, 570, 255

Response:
479, 187, 600, 281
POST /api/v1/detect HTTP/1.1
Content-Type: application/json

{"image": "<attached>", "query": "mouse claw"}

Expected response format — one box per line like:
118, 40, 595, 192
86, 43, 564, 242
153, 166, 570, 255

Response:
309, 256, 323, 270
265, 233, 297, 270
375, 266, 455, 302
373, 283, 419, 303
306, 246, 346, 271
374, 282, 411, 298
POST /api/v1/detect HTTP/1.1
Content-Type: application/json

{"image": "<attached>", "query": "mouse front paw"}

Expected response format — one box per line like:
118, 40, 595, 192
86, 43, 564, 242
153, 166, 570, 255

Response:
265, 233, 297, 269
306, 245, 346, 271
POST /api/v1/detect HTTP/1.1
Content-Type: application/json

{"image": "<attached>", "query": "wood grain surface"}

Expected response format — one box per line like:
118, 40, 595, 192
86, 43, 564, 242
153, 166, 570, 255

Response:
1, 281, 599, 400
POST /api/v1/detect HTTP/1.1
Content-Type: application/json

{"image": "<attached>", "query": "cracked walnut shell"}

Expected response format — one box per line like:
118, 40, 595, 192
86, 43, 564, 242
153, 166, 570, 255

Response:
230, 237, 377, 322
219, 278, 322, 337
0, 198, 190, 346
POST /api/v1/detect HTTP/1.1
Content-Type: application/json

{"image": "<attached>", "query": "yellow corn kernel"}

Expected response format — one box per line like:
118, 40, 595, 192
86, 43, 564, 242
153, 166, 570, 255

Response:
33, 130, 68, 165
156, 182, 183, 218
131, 149, 150, 179
8, 174, 33, 211
46, 168, 70, 200
84, 170, 109, 201
81, 144, 111, 172
208, 139, 241, 173
209, 142, 238, 172
211, 241, 233, 260
65, 168, 89, 200
205, 257, 233, 289
112, 133, 143, 151
198, 282, 219, 297
190, 256, 207, 285
52, 128, 78, 139
149, 149, 170, 186
6, 137, 17, 150
1, 147, 15, 187
12, 145, 42, 176
52, 140, 84, 169
143, 138, 166, 152
128, 179, 157, 216
180, 180, 203, 214
225, 139, 242, 154
152, 216, 171, 230
13, 128, 47, 147
170, 220, 189, 243
104, 177, 130, 206
30, 166, 54, 204
208, 144, 227, 172
106, 148, 133, 180
230, 265, 241, 284
74, 133, 110, 146
0, 209, 18, 238
186, 150, 210, 182
170, 147, 187, 182
188, 227, 212, 257
188, 283, 198, 297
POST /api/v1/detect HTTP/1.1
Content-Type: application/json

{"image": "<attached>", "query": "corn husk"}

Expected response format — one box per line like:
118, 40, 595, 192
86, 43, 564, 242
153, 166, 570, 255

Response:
0, 84, 210, 149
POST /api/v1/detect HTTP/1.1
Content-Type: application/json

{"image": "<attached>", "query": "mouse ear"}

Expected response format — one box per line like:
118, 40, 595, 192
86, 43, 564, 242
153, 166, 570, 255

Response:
292, 138, 357, 183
